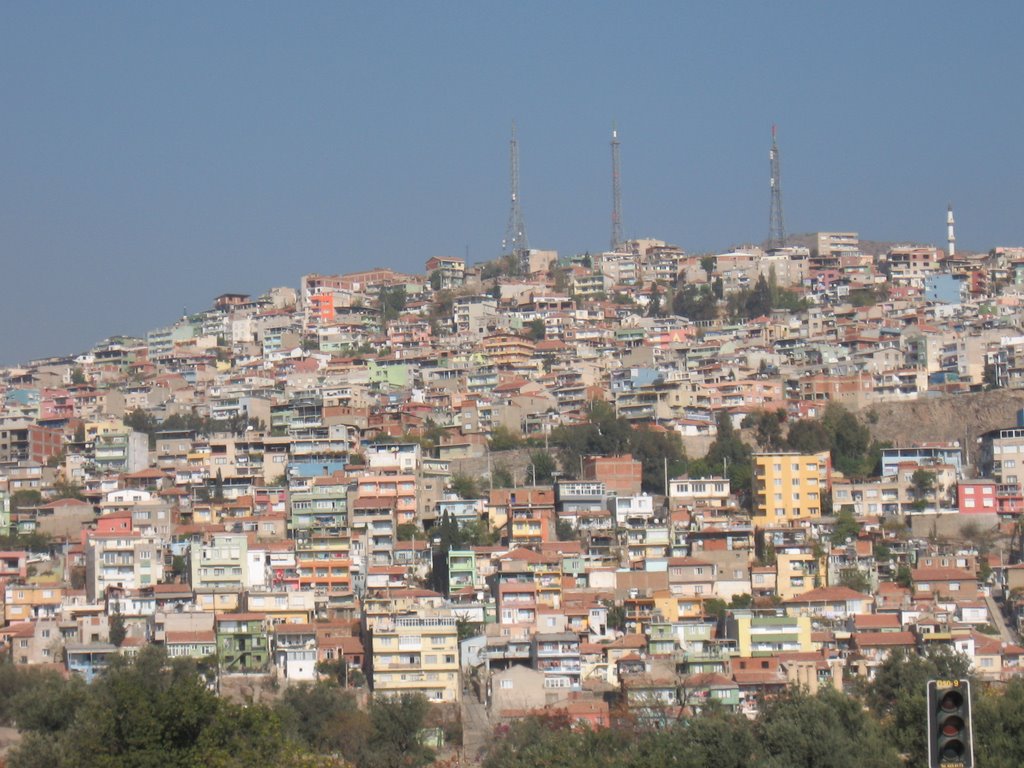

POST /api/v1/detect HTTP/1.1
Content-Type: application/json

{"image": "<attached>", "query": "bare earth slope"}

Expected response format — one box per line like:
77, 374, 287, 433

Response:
860, 390, 1024, 466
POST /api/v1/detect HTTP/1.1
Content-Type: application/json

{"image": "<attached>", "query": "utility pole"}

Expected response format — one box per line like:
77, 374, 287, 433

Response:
502, 122, 528, 256
610, 123, 623, 252
769, 124, 786, 250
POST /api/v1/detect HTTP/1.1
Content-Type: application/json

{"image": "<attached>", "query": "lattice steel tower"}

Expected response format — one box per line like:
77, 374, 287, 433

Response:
502, 122, 528, 254
610, 124, 623, 252
769, 124, 786, 250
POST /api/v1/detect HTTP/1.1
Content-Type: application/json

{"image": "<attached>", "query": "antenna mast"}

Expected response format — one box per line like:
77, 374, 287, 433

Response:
769, 124, 786, 250
610, 124, 623, 252
502, 122, 528, 254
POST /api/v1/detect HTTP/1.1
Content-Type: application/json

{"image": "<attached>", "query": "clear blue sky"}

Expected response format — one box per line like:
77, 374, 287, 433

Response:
2, 2, 1022, 364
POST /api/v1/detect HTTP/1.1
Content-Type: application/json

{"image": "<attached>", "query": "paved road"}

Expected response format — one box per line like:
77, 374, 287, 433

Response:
985, 593, 1021, 645
461, 685, 491, 766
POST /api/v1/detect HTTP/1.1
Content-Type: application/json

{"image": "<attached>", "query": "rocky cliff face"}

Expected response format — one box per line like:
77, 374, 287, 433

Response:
861, 389, 1024, 469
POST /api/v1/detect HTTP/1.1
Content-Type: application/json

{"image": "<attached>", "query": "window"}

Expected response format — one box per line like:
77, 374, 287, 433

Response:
949, 582, 960, 591
500, 679, 514, 689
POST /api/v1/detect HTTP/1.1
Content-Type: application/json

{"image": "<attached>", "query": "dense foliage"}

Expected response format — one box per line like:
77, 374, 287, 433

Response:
0, 648, 442, 768
6, 645, 1024, 768
550, 401, 687, 493
480, 654, 1023, 768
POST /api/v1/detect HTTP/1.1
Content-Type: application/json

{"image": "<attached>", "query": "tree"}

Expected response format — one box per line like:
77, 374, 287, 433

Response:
555, 519, 575, 541
123, 407, 158, 436
378, 285, 408, 322
70, 367, 86, 385
646, 292, 661, 317
213, 469, 225, 502
672, 284, 718, 321
742, 274, 773, 319
6, 646, 322, 768
274, 681, 368, 758
629, 426, 687, 493
910, 468, 937, 511
831, 506, 861, 544
837, 569, 871, 593
700, 255, 716, 280
489, 426, 523, 451
701, 412, 753, 508
756, 687, 900, 768
450, 474, 480, 499
491, 465, 513, 488
743, 409, 786, 451
108, 609, 127, 647
524, 318, 546, 341
51, 479, 85, 501
974, 677, 1024, 768
821, 402, 883, 479
396, 523, 421, 541
529, 450, 557, 485
785, 418, 831, 453
363, 693, 434, 768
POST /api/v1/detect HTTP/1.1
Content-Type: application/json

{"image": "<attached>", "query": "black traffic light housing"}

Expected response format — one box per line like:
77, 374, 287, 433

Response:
927, 679, 974, 768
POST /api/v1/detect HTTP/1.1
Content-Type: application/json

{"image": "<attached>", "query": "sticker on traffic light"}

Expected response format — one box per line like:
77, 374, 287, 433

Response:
927, 679, 974, 768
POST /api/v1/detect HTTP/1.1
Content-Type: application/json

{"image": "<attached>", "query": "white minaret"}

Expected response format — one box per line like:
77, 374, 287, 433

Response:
947, 204, 956, 257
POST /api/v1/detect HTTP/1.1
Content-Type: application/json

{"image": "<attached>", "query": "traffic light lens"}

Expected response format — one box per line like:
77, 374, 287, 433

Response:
941, 741, 965, 758
941, 716, 964, 737
940, 691, 963, 711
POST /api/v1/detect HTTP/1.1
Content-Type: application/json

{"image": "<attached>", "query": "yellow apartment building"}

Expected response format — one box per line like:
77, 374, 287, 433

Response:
752, 451, 830, 528
369, 612, 460, 703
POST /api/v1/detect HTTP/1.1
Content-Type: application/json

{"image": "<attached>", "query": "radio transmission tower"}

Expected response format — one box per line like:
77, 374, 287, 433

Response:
769, 124, 786, 250
502, 122, 528, 254
610, 124, 623, 252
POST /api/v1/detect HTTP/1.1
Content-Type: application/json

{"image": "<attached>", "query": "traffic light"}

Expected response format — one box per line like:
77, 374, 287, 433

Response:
927, 679, 974, 768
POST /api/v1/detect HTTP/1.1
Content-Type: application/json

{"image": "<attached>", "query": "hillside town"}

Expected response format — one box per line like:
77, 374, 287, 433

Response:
2, 234, 1024, 742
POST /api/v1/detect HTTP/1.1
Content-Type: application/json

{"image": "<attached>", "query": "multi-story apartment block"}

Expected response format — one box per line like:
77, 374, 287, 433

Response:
752, 451, 830, 528
93, 429, 149, 474
216, 613, 271, 673
881, 443, 963, 480
356, 473, 417, 527
425, 256, 466, 290
190, 533, 249, 593
4, 583, 62, 623
724, 610, 813, 657
669, 476, 731, 510
886, 246, 943, 288
980, 426, 1024, 487
290, 474, 352, 595
369, 613, 460, 703
812, 232, 860, 270
532, 632, 582, 692
0, 423, 63, 465
85, 531, 163, 602
447, 550, 477, 595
